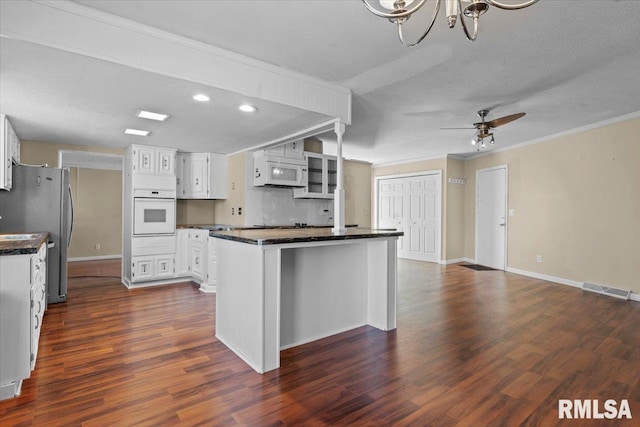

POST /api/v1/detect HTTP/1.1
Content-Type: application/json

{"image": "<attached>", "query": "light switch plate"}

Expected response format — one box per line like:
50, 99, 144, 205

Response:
509, 209, 515, 217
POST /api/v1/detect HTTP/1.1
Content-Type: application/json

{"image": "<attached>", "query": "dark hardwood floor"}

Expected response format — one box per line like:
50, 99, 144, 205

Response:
1, 260, 638, 426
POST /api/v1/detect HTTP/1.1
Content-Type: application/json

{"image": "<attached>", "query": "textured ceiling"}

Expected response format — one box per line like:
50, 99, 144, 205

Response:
2, 0, 640, 164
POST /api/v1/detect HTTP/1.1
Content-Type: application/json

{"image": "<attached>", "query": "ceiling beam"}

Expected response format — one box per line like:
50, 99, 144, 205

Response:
0, 0, 352, 124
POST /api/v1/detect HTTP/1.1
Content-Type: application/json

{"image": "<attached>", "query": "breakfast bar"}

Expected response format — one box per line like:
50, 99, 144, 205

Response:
211, 227, 402, 374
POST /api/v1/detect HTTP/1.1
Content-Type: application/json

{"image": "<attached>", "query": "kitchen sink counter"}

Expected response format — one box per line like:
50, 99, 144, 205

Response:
0, 232, 49, 256
210, 227, 401, 245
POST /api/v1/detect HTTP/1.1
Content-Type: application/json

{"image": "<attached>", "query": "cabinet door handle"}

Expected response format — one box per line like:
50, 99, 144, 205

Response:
195, 257, 199, 265
34, 315, 40, 329
195, 178, 199, 186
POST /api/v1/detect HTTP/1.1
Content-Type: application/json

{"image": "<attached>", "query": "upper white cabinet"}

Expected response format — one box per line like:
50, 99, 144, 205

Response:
176, 152, 227, 199
1, 114, 20, 191
263, 141, 304, 160
294, 152, 337, 199
131, 145, 175, 176
127, 144, 176, 192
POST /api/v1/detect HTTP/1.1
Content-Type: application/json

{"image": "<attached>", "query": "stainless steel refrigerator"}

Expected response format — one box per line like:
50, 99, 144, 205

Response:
0, 164, 73, 304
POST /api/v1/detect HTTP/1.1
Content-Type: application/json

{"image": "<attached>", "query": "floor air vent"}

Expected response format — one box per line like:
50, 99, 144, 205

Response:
582, 282, 630, 300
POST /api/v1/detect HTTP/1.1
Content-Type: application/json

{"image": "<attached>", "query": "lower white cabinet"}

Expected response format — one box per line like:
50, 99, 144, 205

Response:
175, 229, 191, 277
174, 228, 217, 292
189, 229, 208, 284
0, 242, 46, 401
206, 236, 218, 291
131, 255, 175, 283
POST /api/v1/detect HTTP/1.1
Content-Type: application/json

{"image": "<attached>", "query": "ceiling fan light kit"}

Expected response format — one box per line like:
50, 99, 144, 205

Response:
362, 0, 540, 46
443, 109, 526, 151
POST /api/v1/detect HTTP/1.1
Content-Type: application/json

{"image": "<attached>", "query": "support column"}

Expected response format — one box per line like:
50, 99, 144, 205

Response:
332, 121, 346, 234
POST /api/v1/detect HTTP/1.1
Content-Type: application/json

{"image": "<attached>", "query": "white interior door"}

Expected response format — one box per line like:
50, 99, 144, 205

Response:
476, 166, 507, 270
378, 179, 406, 257
378, 172, 441, 263
406, 175, 440, 262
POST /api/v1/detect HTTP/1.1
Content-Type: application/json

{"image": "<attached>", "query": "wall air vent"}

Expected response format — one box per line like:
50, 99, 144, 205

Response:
582, 282, 630, 300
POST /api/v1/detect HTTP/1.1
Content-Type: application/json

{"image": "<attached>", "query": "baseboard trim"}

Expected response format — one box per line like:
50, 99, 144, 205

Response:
69, 255, 122, 262
506, 267, 639, 302
442, 257, 475, 265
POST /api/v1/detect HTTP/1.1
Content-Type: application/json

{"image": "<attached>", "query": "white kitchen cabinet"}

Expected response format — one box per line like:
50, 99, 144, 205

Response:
177, 152, 227, 199
126, 144, 177, 194
131, 254, 175, 282
175, 229, 191, 277
285, 141, 304, 159
131, 256, 155, 282
131, 145, 175, 176
176, 152, 186, 198
189, 229, 208, 282
294, 152, 337, 199
1, 114, 19, 191
204, 236, 218, 293
263, 141, 304, 160
154, 255, 175, 279
0, 241, 46, 401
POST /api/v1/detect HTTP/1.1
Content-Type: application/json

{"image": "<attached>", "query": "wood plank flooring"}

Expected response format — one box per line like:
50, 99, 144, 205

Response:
1, 260, 638, 426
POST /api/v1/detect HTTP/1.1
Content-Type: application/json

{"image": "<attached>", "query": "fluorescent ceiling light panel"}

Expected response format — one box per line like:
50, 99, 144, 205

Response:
193, 94, 210, 102
124, 128, 150, 136
137, 110, 169, 121
239, 103, 257, 113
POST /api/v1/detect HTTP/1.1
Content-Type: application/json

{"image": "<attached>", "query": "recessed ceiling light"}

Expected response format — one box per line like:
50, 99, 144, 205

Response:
124, 128, 150, 137
137, 110, 170, 121
239, 103, 257, 113
193, 94, 210, 102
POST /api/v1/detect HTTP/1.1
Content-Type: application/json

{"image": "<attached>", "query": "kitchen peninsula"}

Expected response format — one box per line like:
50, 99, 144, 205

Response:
211, 227, 402, 373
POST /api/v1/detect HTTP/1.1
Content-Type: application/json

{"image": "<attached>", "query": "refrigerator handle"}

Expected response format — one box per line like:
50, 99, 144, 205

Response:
67, 185, 74, 248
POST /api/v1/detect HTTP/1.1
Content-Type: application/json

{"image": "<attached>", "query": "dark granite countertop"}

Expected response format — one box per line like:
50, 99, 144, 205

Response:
209, 227, 402, 245
178, 224, 358, 231
0, 232, 49, 256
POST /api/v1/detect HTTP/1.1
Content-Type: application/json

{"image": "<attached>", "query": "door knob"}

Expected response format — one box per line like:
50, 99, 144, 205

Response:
499, 223, 506, 226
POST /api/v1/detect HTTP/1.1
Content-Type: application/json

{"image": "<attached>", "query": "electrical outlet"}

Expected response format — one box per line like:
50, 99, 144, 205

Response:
238, 207, 242, 215
95, 244, 101, 250
536, 255, 542, 263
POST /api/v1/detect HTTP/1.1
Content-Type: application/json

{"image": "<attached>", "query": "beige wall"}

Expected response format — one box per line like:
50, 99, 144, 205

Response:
176, 200, 215, 225
445, 157, 465, 260
20, 140, 123, 258
463, 117, 640, 293
344, 161, 371, 227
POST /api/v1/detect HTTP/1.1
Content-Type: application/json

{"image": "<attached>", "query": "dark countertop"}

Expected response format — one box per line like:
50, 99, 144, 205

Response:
177, 224, 358, 231
209, 227, 402, 246
0, 232, 49, 256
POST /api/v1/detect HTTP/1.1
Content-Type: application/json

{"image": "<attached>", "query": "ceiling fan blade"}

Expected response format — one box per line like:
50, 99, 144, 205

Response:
440, 127, 476, 130
487, 112, 525, 128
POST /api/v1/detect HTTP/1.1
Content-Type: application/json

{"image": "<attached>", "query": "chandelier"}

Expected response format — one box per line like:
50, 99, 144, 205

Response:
362, 0, 540, 46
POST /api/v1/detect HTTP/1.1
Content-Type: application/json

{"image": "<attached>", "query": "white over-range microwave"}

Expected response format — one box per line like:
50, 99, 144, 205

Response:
133, 189, 176, 236
253, 156, 307, 187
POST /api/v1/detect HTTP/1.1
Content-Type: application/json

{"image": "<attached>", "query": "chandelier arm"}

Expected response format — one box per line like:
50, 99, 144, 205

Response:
458, 0, 478, 41
484, 0, 539, 11
397, 0, 442, 47
362, 0, 430, 20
